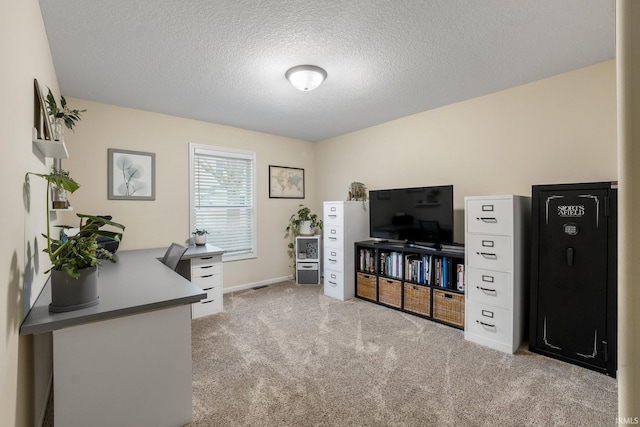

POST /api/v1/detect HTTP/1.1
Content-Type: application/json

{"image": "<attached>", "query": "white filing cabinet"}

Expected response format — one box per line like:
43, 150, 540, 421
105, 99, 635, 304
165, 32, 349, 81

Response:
323, 201, 369, 301
296, 235, 321, 284
464, 195, 530, 353
187, 253, 223, 318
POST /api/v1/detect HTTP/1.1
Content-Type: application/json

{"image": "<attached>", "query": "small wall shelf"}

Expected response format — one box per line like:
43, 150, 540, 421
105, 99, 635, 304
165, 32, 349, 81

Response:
33, 137, 69, 159
51, 207, 73, 212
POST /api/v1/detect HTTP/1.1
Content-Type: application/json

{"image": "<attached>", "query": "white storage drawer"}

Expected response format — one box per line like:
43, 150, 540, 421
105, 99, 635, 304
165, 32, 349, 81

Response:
466, 198, 513, 235
191, 255, 220, 267
324, 203, 344, 226
191, 275, 221, 290
466, 300, 512, 344
466, 234, 513, 272
323, 269, 344, 300
192, 297, 223, 318
324, 247, 344, 272
191, 263, 221, 279
324, 225, 344, 247
466, 268, 512, 310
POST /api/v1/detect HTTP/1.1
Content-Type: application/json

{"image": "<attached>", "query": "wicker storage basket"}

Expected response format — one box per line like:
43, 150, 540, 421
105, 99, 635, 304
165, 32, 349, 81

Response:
379, 278, 402, 308
433, 289, 464, 327
356, 272, 377, 301
403, 283, 431, 316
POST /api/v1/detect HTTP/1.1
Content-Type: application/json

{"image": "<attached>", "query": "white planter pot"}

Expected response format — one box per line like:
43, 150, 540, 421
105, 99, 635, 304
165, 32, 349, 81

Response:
194, 234, 207, 246
299, 221, 314, 236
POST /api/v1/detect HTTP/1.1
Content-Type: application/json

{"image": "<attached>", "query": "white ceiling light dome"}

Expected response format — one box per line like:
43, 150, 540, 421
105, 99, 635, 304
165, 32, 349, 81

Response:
285, 65, 327, 91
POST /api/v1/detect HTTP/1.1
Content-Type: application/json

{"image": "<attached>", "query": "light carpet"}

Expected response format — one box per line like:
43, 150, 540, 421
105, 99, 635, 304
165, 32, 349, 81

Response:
188, 280, 617, 426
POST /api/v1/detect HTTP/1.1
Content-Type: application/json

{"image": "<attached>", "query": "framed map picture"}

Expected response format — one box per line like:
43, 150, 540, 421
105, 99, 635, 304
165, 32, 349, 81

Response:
269, 165, 304, 199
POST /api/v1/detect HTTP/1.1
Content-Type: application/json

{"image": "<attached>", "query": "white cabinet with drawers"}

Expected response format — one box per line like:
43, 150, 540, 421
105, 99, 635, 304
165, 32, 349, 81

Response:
176, 245, 224, 319
323, 201, 369, 301
464, 195, 530, 353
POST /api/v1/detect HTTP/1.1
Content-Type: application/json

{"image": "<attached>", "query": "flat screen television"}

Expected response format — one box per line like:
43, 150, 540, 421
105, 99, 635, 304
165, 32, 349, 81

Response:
369, 185, 454, 246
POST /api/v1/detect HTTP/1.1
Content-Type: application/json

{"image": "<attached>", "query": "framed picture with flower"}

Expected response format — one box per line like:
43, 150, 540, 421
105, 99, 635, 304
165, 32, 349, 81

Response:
107, 149, 156, 200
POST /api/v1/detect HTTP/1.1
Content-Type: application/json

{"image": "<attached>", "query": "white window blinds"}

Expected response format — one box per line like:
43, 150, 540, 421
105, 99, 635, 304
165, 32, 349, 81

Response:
191, 145, 256, 260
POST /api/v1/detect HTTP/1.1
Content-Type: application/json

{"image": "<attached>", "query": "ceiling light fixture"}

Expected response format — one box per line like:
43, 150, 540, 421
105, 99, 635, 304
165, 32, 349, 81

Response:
285, 65, 327, 91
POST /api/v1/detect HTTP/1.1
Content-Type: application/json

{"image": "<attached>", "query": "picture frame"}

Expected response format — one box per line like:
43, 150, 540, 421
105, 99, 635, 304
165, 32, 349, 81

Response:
269, 165, 305, 199
34, 78, 53, 140
108, 149, 156, 200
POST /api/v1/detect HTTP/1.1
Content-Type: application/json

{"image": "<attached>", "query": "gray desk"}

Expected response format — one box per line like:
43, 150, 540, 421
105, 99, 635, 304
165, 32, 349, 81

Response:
20, 246, 220, 427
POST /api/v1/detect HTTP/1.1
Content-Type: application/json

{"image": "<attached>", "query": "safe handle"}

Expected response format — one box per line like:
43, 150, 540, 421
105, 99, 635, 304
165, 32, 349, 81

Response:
567, 247, 574, 266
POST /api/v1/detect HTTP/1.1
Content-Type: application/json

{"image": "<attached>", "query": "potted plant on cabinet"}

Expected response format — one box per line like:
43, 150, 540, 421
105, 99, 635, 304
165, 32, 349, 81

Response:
284, 204, 323, 267
29, 170, 125, 312
192, 228, 209, 246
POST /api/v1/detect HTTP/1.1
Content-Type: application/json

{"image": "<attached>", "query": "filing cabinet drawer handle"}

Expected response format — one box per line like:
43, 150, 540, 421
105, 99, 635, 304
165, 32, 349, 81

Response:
201, 274, 214, 278
478, 252, 498, 260
329, 237, 337, 241
477, 286, 497, 294
328, 281, 337, 287
478, 217, 498, 223
302, 265, 314, 269
477, 320, 496, 329
329, 214, 337, 218
329, 259, 337, 263
202, 300, 214, 305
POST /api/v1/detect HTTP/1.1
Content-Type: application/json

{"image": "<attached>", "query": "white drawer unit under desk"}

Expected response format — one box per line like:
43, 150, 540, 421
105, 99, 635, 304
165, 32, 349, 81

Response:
176, 245, 225, 319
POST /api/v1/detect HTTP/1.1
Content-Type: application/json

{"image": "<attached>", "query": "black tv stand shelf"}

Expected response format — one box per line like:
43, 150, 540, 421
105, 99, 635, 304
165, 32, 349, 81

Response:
355, 240, 465, 329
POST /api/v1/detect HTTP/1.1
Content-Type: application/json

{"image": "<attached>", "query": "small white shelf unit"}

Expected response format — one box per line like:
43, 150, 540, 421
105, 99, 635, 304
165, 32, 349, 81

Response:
296, 235, 321, 284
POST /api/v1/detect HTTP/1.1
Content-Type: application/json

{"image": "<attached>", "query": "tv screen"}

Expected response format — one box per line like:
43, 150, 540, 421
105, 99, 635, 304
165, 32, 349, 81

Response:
369, 185, 454, 245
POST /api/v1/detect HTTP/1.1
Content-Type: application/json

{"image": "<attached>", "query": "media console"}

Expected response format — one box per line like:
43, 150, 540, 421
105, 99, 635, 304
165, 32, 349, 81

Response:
354, 240, 465, 329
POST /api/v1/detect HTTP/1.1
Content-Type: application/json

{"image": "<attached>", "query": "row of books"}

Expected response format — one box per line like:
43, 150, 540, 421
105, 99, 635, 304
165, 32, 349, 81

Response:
358, 249, 465, 292
358, 249, 376, 272
433, 258, 465, 291
379, 251, 402, 279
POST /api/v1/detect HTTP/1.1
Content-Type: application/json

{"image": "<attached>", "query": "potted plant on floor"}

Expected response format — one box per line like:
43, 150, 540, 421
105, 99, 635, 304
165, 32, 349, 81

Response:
29, 170, 125, 312
284, 204, 323, 266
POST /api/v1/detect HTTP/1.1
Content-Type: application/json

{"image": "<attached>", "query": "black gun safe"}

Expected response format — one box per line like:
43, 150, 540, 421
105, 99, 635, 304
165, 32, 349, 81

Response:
530, 182, 617, 377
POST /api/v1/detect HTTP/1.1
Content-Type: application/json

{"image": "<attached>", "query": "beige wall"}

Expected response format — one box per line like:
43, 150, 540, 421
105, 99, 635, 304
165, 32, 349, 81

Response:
1, 1, 60, 425
61, 100, 317, 288
316, 61, 617, 243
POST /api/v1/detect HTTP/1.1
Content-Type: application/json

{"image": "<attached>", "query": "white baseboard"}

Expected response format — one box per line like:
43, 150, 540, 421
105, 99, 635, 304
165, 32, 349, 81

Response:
222, 275, 293, 294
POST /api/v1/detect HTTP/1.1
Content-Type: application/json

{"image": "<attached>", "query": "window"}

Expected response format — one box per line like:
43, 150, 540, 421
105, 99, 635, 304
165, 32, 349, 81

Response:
190, 144, 257, 261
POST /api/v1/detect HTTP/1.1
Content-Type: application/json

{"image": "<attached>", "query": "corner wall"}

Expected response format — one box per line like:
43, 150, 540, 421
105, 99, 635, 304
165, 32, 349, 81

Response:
1, 1, 60, 426
316, 61, 616, 243
61, 100, 317, 288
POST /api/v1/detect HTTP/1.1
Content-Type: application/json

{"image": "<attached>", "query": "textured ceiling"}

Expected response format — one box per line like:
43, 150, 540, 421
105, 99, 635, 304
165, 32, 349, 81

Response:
39, 0, 615, 142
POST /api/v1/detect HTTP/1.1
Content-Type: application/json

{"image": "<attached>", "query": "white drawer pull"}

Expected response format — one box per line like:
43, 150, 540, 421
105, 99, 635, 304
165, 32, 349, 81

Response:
201, 274, 214, 278
200, 265, 214, 269
302, 265, 313, 269
477, 286, 497, 294
202, 300, 214, 304
478, 217, 497, 223
200, 256, 213, 260
203, 287, 213, 291
478, 252, 497, 260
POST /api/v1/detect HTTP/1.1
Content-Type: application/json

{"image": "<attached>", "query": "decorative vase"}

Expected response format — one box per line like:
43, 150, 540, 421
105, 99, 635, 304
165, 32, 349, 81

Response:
52, 185, 68, 209
52, 118, 64, 141
194, 234, 207, 246
299, 220, 313, 236
49, 266, 99, 312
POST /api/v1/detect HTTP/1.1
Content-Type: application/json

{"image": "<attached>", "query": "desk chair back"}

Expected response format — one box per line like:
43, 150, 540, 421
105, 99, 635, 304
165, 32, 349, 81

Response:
162, 243, 188, 271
